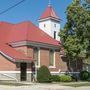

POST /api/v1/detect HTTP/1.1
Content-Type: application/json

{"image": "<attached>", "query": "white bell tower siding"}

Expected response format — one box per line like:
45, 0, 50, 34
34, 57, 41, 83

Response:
39, 18, 60, 41
38, 5, 60, 41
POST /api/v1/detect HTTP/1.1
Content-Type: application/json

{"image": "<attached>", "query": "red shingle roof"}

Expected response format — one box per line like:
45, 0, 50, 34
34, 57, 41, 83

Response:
0, 21, 60, 46
40, 5, 59, 20
0, 21, 60, 62
0, 43, 32, 62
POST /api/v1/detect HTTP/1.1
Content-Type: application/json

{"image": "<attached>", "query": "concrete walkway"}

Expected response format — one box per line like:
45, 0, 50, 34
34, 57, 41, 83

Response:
0, 83, 90, 90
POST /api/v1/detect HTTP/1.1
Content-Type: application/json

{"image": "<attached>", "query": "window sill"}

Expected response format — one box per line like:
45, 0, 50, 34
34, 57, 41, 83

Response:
48, 66, 56, 68
36, 65, 40, 68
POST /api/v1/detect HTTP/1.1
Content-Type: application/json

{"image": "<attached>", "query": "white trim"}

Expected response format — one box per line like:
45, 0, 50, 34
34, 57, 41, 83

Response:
0, 71, 32, 73
0, 71, 20, 73
37, 47, 40, 67
49, 66, 56, 68
51, 71, 80, 74
10, 41, 60, 50
0, 51, 14, 62
38, 17, 60, 22
54, 51, 55, 67
0, 73, 18, 81
27, 71, 32, 73
51, 72, 60, 74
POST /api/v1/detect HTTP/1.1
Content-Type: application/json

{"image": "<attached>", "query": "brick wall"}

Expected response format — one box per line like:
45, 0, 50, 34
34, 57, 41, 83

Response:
0, 54, 16, 71
27, 47, 33, 59
14, 46, 68, 72
40, 49, 67, 72
14, 46, 28, 56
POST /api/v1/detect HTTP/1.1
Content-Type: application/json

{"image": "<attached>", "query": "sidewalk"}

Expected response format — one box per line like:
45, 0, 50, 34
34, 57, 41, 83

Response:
0, 83, 90, 90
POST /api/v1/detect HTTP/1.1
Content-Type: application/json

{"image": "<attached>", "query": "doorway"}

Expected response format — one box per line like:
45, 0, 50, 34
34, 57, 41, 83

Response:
20, 63, 27, 81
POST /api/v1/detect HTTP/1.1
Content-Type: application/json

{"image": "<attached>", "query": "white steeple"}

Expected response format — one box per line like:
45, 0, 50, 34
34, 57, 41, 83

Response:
38, 1, 60, 41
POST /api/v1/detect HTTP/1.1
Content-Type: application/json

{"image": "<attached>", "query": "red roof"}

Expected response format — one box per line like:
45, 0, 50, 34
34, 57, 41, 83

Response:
0, 43, 32, 62
0, 21, 60, 62
0, 22, 13, 43
40, 5, 59, 20
0, 21, 60, 46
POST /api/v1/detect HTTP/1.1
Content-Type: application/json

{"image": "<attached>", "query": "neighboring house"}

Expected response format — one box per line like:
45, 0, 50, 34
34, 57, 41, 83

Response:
0, 4, 68, 82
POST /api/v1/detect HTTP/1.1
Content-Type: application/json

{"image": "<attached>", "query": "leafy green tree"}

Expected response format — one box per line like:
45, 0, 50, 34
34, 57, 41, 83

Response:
59, 0, 90, 71
83, 0, 90, 64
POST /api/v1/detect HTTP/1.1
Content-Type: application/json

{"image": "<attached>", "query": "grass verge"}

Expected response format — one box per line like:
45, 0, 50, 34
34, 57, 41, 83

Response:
61, 82, 90, 87
0, 82, 29, 86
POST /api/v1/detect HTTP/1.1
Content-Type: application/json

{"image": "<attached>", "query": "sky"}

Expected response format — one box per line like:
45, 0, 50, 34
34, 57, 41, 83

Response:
0, 0, 72, 28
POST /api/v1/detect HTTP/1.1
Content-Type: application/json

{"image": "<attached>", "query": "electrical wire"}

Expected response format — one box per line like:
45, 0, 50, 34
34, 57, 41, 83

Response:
0, 0, 26, 15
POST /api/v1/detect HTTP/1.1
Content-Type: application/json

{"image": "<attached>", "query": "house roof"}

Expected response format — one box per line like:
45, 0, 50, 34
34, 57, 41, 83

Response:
0, 21, 60, 47
0, 21, 60, 62
39, 5, 60, 20
0, 43, 32, 62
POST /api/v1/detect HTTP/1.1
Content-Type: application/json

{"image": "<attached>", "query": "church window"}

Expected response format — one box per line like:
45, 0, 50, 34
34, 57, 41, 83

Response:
49, 50, 54, 66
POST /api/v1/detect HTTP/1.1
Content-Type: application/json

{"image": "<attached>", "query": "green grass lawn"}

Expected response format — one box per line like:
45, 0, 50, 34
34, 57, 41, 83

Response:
61, 82, 90, 87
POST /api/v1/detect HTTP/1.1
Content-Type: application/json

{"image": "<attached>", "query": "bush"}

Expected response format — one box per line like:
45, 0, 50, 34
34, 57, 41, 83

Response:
51, 75, 60, 82
79, 71, 90, 81
37, 65, 52, 83
71, 75, 78, 81
60, 75, 72, 82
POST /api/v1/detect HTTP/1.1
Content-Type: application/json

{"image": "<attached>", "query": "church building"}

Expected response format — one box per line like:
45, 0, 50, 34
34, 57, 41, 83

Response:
0, 4, 68, 82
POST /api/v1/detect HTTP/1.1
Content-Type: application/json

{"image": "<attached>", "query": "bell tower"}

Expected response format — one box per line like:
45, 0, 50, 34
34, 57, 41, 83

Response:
38, 1, 60, 41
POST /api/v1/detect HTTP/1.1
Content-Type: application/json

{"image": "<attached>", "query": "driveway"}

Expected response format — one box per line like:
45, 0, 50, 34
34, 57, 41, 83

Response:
0, 83, 90, 90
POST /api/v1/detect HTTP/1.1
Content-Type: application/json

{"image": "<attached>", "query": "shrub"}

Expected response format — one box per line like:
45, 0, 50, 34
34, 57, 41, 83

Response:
71, 75, 78, 81
79, 71, 90, 81
51, 75, 60, 82
60, 75, 72, 82
37, 65, 52, 83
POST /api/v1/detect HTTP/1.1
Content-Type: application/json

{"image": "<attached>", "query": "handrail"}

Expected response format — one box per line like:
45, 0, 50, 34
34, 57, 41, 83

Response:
0, 73, 18, 81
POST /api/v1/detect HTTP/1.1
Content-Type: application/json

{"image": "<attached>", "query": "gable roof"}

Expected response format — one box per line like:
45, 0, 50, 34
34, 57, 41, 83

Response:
0, 21, 60, 47
0, 43, 32, 62
39, 5, 60, 20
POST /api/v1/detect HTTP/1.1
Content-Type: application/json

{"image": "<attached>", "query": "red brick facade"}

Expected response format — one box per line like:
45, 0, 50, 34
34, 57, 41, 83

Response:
0, 45, 68, 73
0, 54, 16, 71
13, 46, 68, 72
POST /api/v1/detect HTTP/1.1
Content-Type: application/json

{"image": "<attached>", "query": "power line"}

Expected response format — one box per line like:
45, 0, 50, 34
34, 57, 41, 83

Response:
0, 0, 26, 15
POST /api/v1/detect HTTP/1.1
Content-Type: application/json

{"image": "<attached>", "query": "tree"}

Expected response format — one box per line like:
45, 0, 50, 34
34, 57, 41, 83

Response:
59, 0, 89, 71
83, 0, 90, 65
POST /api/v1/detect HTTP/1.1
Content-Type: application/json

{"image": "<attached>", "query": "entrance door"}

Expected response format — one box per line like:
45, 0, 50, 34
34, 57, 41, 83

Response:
20, 63, 27, 81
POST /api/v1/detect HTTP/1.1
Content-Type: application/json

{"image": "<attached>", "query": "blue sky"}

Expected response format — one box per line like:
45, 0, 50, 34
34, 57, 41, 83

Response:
0, 0, 72, 28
